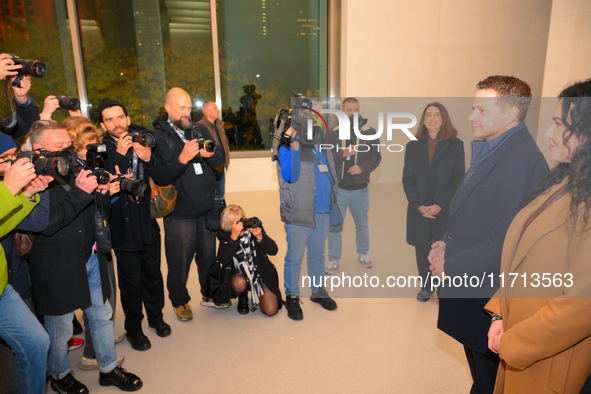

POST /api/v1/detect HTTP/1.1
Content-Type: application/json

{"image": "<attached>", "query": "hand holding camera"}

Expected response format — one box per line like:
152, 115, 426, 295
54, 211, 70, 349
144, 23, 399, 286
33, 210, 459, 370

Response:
0, 53, 21, 79
23, 174, 53, 200
3, 158, 37, 195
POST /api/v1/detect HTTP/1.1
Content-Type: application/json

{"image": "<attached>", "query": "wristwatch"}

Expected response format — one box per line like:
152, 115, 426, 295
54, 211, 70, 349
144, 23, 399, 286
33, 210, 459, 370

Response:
491, 315, 503, 322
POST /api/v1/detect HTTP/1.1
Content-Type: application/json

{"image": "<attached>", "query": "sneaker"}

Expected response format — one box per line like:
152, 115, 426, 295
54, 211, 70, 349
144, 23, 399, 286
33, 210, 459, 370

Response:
114, 331, 126, 344
325, 260, 339, 275
50, 371, 88, 394
200, 296, 231, 309
310, 287, 338, 311
67, 337, 84, 351
175, 304, 193, 321
99, 366, 143, 391
79, 355, 125, 371
416, 289, 434, 302
284, 295, 303, 321
359, 253, 373, 268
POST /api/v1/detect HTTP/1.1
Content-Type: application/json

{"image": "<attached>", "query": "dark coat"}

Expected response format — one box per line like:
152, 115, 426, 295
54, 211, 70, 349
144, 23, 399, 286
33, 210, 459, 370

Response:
28, 173, 112, 316
151, 114, 223, 219
323, 124, 382, 185
1, 96, 40, 140
402, 137, 465, 249
437, 125, 549, 354
103, 127, 162, 252
216, 227, 282, 308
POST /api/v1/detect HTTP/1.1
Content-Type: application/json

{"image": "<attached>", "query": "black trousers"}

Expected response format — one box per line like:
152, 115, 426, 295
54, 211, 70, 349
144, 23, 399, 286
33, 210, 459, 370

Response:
415, 247, 433, 292
115, 226, 165, 334
464, 346, 500, 394
164, 214, 216, 308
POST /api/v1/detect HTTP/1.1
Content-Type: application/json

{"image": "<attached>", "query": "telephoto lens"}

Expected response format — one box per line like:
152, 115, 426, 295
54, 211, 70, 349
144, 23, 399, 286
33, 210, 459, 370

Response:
10, 54, 47, 88
56, 95, 81, 111
40, 146, 78, 167
128, 130, 156, 148
117, 175, 146, 198
199, 139, 216, 153
16, 151, 68, 177
238, 217, 262, 229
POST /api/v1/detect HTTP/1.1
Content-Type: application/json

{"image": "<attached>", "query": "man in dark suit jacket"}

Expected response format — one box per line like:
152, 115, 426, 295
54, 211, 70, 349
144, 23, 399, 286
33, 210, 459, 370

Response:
28, 122, 143, 393
428, 76, 549, 394
98, 98, 171, 352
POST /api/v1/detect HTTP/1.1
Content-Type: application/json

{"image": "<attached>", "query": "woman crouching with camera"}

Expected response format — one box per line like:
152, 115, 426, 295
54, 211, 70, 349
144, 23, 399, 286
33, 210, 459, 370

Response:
217, 205, 282, 316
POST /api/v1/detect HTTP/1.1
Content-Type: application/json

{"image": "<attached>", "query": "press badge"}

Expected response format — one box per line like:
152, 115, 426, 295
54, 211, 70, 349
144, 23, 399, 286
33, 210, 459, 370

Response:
318, 164, 328, 172
193, 163, 203, 175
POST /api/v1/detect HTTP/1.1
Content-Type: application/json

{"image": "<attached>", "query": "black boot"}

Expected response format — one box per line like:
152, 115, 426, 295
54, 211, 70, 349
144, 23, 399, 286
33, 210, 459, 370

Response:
237, 293, 249, 315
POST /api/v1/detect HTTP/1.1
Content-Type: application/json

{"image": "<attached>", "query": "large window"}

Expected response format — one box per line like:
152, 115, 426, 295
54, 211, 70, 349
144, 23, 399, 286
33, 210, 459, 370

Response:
1, 0, 329, 153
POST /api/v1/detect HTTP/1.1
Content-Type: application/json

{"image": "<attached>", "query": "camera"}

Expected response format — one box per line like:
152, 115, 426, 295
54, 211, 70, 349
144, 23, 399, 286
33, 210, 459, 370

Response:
127, 129, 156, 148
114, 174, 146, 198
238, 216, 261, 229
39, 146, 78, 167
272, 96, 323, 148
349, 113, 367, 131
56, 95, 80, 111
9, 54, 47, 88
196, 133, 215, 153
85, 143, 110, 184
16, 151, 68, 177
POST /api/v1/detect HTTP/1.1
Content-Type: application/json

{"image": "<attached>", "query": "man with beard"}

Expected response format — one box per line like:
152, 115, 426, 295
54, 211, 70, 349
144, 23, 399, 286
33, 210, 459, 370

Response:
152, 88, 224, 321
97, 98, 171, 351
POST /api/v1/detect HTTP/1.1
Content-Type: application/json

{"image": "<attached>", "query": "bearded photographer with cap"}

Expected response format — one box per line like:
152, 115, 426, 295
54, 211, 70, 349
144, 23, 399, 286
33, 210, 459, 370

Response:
97, 98, 171, 351
152, 87, 224, 321
26, 121, 143, 393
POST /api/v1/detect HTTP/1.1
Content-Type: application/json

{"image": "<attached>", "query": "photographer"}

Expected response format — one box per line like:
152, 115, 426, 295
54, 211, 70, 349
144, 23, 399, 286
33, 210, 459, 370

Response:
276, 102, 338, 321
27, 121, 143, 393
97, 98, 171, 350
0, 53, 41, 140
0, 133, 50, 394
151, 87, 224, 321
198, 100, 230, 196
215, 205, 282, 316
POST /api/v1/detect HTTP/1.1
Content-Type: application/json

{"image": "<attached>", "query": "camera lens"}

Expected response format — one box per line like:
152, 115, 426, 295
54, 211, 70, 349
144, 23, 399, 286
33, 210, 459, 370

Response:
35, 157, 68, 177
120, 177, 146, 198
131, 131, 156, 148
93, 169, 111, 184
56, 95, 80, 111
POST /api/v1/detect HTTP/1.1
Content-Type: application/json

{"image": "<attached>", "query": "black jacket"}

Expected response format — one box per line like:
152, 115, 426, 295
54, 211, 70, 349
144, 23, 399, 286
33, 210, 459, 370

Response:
402, 137, 465, 249
103, 125, 162, 252
28, 173, 111, 316
1, 96, 40, 140
151, 114, 223, 218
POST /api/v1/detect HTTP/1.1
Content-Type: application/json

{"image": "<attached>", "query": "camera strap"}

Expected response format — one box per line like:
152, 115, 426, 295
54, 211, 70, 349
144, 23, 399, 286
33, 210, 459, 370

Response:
2, 79, 17, 129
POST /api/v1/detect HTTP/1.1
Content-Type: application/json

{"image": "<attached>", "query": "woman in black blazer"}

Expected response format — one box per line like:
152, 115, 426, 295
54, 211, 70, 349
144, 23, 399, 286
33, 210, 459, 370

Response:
402, 102, 465, 302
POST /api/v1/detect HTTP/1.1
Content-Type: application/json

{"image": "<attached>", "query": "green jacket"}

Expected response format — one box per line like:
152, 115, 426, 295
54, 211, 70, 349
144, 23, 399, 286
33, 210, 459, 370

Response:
0, 181, 38, 297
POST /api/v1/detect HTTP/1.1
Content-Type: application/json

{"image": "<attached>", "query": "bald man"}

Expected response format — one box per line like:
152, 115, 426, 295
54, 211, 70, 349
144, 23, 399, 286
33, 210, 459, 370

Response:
151, 88, 225, 321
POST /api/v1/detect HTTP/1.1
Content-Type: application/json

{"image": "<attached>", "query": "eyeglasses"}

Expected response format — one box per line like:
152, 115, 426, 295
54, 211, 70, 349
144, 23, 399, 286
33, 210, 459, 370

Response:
222, 205, 241, 215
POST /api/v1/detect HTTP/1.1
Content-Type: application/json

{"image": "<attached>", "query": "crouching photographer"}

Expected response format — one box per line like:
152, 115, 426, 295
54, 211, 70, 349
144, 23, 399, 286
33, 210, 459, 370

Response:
213, 204, 282, 316
0, 132, 51, 394
273, 97, 339, 321
27, 120, 143, 392
97, 98, 171, 351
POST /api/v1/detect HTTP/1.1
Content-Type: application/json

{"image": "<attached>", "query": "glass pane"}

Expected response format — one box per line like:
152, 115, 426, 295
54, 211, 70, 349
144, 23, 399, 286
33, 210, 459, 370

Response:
0, 0, 78, 122
76, 0, 214, 128
217, 0, 328, 151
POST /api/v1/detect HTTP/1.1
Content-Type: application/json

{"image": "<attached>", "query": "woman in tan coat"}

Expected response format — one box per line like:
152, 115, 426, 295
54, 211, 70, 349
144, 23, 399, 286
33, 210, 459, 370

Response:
485, 78, 591, 393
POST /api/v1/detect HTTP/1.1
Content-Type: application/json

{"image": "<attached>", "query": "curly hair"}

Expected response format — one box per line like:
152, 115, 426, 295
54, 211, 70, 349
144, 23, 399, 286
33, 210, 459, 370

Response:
523, 78, 591, 230
414, 102, 458, 141
67, 121, 104, 152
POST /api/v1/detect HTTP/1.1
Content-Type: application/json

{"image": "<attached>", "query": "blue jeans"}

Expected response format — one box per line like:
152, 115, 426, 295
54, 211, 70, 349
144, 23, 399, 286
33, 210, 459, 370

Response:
328, 187, 370, 261
45, 255, 117, 378
284, 213, 329, 296
214, 168, 225, 196
0, 284, 49, 394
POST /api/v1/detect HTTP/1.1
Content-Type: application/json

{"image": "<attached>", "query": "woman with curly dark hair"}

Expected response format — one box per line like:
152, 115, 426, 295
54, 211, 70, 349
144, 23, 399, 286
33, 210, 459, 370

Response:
402, 102, 465, 302
486, 78, 591, 394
